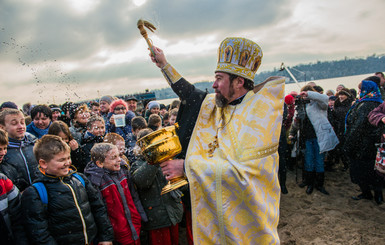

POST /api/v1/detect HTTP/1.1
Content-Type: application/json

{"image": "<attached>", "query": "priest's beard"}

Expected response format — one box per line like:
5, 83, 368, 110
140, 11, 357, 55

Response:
215, 82, 235, 108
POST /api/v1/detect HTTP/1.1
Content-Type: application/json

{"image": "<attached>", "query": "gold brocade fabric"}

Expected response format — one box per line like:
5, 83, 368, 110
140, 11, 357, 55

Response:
185, 77, 285, 245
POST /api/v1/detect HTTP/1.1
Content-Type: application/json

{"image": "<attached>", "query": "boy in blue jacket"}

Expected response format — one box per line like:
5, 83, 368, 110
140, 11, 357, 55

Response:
21, 135, 113, 244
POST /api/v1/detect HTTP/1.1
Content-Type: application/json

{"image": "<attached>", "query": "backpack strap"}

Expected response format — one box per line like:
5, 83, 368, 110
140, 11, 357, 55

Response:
72, 173, 85, 187
32, 182, 48, 205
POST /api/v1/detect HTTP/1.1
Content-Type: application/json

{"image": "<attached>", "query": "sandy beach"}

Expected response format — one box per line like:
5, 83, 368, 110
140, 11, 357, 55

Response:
279, 167, 385, 244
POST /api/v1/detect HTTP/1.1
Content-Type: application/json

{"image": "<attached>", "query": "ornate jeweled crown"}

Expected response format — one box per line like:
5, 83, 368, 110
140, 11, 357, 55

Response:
215, 37, 263, 81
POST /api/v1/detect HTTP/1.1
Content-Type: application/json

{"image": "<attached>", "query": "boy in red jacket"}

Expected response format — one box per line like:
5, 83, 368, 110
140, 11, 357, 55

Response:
85, 143, 147, 245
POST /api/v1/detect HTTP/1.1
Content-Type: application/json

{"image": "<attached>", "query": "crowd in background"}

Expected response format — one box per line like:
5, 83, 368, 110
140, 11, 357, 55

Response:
0, 71, 384, 245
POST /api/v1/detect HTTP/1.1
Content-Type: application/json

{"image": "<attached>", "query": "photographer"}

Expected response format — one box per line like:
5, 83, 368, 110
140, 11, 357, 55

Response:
289, 85, 339, 195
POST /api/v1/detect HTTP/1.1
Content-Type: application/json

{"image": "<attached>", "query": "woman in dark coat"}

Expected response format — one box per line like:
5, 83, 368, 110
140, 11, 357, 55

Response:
344, 78, 383, 204
332, 88, 354, 170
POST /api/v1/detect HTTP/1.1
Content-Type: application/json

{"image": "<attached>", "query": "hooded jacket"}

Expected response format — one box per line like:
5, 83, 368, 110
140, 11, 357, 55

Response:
21, 169, 113, 245
3, 133, 38, 191
0, 173, 29, 245
84, 161, 147, 244
130, 157, 183, 231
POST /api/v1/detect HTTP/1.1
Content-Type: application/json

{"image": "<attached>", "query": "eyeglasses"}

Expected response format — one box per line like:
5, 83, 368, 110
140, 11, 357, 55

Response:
114, 106, 126, 111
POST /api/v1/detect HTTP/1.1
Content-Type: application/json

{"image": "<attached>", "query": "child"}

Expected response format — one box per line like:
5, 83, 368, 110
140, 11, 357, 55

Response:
126, 116, 148, 164
0, 108, 38, 191
48, 120, 83, 171
0, 129, 28, 245
84, 143, 147, 245
130, 128, 183, 245
78, 115, 106, 172
147, 114, 162, 132
21, 135, 113, 244
104, 132, 130, 166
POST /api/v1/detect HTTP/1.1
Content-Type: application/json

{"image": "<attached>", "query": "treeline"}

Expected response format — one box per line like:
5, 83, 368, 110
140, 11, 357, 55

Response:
153, 54, 385, 100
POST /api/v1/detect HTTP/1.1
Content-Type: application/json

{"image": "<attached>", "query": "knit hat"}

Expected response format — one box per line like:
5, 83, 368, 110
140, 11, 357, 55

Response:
100, 95, 114, 105
148, 101, 160, 110
109, 99, 128, 113
284, 94, 295, 105
126, 96, 138, 102
328, 95, 337, 101
0, 101, 18, 110
336, 88, 351, 97
49, 104, 61, 112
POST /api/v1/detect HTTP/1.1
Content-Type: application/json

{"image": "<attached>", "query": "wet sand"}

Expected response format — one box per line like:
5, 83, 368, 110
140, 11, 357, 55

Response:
279, 168, 385, 244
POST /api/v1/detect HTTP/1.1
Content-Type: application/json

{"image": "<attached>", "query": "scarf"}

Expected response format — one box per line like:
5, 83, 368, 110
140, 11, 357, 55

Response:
345, 80, 383, 132
29, 121, 51, 139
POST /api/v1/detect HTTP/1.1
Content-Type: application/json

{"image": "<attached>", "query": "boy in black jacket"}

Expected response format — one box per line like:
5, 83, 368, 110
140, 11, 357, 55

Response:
21, 135, 113, 245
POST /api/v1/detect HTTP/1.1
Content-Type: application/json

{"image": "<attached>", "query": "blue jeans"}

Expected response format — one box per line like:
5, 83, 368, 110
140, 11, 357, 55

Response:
304, 138, 325, 172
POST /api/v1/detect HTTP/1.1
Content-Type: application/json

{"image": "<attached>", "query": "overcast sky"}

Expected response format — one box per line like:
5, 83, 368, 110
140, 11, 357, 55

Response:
1, 0, 384, 106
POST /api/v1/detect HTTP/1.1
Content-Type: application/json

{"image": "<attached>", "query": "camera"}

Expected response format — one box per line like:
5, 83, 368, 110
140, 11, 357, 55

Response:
294, 95, 310, 106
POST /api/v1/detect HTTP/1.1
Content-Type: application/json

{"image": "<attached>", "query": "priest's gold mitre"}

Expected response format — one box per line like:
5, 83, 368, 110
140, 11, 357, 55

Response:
215, 37, 263, 81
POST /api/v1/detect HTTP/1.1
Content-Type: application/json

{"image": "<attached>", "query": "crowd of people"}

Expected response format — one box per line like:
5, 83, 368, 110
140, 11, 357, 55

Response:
279, 71, 385, 206
0, 95, 184, 245
0, 34, 384, 244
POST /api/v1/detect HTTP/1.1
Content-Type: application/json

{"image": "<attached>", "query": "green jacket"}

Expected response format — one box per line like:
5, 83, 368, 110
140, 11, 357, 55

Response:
130, 157, 183, 230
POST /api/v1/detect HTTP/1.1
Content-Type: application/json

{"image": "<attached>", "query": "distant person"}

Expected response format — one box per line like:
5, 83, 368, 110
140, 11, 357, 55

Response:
159, 104, 168, 118
147, 114, 162, 131
89, 101, 100, 116
145, 101, 161, 122
21, 135, 114, 244
307, 81, 316, 87
106, 99, 135, 146
126, 96, 139, 115
22, 102, 32, 116
99, 95, 115, 123
169, 100, 180, 111
169, 108, 178, 126
0, 101, 18, 112
27, 104, 52, 139
313, 85, 324, 94
336, 84, 345, 93
344, 78, 383, 204
289, 85, 339, 195
162, 112, 170, 127
326, 89, 335, 97
104, 132, 130, 166
329, 88, 353, 171
49, 104, 62, 122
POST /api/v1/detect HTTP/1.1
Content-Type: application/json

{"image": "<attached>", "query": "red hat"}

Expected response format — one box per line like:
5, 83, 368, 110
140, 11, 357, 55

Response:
285, 94, 295, 105
109, 99, 128, 113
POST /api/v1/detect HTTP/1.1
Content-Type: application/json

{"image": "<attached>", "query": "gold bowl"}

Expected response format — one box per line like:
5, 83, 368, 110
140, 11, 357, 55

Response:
136, 123, 188, 195
137, 123, 182, 165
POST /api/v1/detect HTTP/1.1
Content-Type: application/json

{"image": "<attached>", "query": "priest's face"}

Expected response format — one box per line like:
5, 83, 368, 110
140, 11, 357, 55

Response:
213, 72, 235, 108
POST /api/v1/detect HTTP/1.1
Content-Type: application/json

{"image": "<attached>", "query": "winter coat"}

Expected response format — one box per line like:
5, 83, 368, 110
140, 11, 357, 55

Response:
332, 97, 353, 139
0, 173, 29, 245
304, 91, 339, 153
3, 133, 38, 191
106, 111, 135, 146
84, 162, 147, 244
21, 169, 113, 245
130, 157, 183, 231
344, 100, 382, 159
368, 101, 385, 142
26, 121, 51, 139
75, 132, 105, 173
69, 121, 87, 144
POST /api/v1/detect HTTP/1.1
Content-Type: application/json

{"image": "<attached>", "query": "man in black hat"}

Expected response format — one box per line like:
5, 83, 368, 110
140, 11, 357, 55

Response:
125, 96, 139, 115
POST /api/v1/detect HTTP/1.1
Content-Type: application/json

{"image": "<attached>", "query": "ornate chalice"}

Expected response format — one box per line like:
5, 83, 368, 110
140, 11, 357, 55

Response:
136, 123, 188, 195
